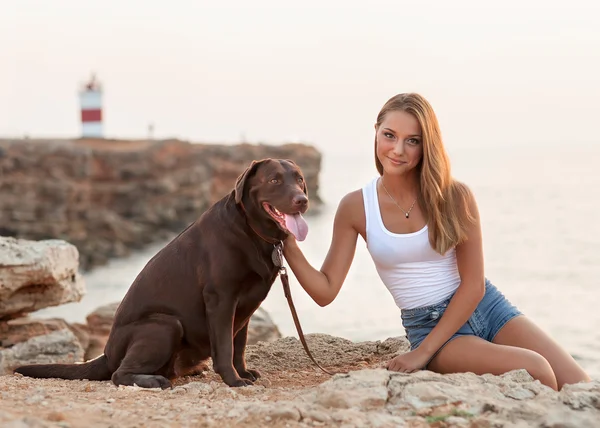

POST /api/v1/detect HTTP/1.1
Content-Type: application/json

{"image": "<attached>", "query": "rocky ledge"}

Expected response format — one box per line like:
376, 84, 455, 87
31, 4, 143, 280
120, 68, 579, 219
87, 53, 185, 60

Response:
1, 334, 598, 427
0, 138, 322, 270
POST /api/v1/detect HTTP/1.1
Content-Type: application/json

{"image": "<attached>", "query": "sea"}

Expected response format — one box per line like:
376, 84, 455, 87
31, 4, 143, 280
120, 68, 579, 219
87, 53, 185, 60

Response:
36, 143, 600, 378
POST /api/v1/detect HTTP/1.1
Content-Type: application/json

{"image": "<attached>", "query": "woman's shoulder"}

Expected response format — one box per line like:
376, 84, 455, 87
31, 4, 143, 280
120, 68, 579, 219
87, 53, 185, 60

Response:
339, 188, 364, 209
333, 189, 366, 227
339, 177, 379, 207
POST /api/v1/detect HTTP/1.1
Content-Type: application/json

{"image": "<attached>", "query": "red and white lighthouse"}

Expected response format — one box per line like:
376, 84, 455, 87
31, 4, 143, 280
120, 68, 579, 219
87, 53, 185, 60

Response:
79, 74, 103, 138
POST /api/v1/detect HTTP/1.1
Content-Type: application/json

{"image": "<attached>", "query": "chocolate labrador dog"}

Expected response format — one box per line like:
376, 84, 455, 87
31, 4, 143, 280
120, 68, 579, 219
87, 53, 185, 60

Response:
15, 158, 309, 388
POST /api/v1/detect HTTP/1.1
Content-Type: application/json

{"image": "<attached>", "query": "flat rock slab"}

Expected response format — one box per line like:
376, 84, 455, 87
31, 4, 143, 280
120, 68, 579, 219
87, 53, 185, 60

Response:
0, 237, 85, 319
0, 317, 85, 374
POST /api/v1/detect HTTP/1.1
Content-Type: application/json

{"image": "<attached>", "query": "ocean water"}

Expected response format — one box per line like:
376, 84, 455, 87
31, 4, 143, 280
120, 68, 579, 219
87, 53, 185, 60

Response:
36, 144, 600, 378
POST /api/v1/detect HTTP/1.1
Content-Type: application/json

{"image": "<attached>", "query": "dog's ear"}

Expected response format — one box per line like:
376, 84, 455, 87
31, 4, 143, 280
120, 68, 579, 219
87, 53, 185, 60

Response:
234, 159, 267, 204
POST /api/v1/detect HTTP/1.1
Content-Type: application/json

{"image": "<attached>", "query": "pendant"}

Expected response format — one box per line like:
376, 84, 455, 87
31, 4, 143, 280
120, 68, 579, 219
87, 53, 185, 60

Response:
405, 213, 409, 219
271, 243, 283, 267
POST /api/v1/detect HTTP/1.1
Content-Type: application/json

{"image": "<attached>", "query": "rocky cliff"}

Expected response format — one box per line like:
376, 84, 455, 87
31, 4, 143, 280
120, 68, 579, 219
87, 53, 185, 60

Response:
0, 138, 322, 270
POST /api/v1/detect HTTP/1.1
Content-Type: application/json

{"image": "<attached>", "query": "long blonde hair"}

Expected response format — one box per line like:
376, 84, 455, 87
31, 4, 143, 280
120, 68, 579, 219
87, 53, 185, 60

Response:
374, 93, 475, 255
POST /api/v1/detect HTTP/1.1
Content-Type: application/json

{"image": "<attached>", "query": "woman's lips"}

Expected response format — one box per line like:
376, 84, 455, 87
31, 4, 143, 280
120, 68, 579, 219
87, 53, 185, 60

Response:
387, 157, 406, 165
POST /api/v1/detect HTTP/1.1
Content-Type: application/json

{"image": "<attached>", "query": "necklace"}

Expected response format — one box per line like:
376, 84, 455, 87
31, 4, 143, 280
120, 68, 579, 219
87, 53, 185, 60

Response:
380, 178, 417, 219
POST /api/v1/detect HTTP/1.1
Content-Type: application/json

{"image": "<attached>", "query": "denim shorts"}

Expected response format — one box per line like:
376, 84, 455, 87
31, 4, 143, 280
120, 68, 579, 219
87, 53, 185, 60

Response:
400, 278, 522, 367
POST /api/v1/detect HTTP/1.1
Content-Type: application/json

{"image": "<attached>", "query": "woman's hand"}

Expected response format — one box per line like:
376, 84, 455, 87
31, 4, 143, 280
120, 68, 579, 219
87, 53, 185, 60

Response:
385, 347, 432, 373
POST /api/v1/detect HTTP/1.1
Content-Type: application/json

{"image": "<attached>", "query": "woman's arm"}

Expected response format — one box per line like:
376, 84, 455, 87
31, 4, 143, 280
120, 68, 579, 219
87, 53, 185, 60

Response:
283, 191, 362, 307
417, 188, 486, 357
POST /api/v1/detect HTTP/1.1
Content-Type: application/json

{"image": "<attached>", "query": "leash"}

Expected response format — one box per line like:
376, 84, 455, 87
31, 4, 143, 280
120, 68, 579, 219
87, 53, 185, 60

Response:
272, 243, 335, 376
238, 199, 335, 375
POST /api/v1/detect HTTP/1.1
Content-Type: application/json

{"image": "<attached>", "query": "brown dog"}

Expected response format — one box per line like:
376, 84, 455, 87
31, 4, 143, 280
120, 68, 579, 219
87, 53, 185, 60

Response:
14, 158, 309, 388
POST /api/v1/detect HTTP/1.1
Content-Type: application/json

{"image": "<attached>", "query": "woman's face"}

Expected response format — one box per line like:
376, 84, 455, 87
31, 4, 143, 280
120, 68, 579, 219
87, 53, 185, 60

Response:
375, 110, 423, 177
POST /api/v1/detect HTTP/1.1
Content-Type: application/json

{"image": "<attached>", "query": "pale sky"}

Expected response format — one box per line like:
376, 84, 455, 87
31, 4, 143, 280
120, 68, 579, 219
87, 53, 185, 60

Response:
2, 0, 599, 154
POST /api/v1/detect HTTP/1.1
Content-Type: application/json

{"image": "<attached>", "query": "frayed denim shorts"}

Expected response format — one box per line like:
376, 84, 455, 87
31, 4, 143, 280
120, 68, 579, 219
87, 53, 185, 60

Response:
400, 278, 522, 367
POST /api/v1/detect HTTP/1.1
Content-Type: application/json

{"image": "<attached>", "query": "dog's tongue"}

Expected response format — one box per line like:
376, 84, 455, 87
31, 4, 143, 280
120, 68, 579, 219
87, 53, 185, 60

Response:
284, 213, 308, 241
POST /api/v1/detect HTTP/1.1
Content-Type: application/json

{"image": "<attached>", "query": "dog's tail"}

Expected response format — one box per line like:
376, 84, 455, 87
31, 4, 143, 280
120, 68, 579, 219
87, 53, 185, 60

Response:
14, 354, 112, 381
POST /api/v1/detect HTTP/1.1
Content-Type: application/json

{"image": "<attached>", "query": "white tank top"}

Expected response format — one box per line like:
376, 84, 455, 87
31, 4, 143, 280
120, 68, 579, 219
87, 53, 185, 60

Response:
362, 177, 461, 309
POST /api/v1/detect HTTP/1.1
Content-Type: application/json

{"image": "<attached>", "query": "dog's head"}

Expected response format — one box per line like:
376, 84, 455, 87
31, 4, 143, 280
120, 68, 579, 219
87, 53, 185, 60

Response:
234, 158, 309, 241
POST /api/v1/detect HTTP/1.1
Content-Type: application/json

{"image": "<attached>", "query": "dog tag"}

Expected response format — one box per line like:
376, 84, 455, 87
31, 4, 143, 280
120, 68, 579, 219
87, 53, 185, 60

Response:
271, 243, 283, 267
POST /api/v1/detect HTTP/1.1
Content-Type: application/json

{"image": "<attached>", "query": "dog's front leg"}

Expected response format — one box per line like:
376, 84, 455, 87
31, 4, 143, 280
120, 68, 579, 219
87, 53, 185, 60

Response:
233, 321, 261, 381
204, 288, 252, 387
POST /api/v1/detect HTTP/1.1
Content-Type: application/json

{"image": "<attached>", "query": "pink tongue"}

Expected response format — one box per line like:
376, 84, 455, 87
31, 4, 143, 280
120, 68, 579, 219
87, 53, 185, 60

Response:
284, 213, 309, 241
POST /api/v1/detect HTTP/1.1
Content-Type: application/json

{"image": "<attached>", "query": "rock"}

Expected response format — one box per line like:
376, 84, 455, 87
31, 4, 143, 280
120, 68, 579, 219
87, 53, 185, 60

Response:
559, 380, 600, 410
72, 301, 119, 360
313, 369, 389, 409
505, 386, 536, 400
65, 322, 90, 353
265, 404, 301, 421
0, 237, 85, 319
0, 333, 598, 427
1, 318, 78, 348
540, 409, 600, 427
0, 138, 323, 271
247, 307, 282, 345
84, 302, 119, 334
300, 408, 332, 423
0, 327, 84, 374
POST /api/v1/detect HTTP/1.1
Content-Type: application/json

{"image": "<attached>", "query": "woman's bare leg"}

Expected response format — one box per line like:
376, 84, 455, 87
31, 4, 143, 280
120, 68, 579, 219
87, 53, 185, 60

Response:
492, 315, 591, 389
427, 335, 559, 390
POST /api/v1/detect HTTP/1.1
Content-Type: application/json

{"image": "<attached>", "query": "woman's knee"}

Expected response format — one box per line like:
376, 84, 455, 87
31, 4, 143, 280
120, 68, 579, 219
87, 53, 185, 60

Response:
522, 350, 558, 391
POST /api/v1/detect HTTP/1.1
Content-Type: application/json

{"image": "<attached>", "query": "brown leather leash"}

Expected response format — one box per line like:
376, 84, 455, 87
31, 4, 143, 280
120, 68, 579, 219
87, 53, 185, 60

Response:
277, 264, 335, 376
271, 242, 335, 376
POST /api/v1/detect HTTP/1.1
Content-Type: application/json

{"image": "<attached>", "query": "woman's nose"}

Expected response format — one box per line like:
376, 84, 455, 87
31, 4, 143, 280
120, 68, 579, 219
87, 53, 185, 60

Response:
392, 140, 404, 155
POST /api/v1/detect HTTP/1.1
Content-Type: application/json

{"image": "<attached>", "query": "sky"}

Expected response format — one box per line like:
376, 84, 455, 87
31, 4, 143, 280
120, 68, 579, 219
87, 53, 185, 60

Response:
2, 0, 599, 154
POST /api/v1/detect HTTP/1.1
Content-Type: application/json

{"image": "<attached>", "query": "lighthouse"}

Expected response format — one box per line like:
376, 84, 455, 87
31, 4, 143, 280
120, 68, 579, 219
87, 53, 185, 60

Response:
79, 74, 103, 138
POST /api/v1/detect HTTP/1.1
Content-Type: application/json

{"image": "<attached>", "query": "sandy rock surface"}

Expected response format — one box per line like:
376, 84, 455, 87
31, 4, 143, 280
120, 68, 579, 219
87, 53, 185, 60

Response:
0, 334, 598, 427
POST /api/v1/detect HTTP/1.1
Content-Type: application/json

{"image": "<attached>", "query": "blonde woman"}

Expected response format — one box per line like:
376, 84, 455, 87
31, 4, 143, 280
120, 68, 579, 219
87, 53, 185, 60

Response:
283, 93, 590, 391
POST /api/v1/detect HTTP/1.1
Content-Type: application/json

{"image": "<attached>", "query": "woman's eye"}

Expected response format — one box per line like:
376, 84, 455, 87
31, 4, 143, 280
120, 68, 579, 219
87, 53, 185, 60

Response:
384, 133, 394, 139
408, 138, 420, 145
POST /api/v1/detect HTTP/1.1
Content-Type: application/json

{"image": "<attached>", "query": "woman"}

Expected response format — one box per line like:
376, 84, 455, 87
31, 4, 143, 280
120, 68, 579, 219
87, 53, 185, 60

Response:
283, 93, 590, 391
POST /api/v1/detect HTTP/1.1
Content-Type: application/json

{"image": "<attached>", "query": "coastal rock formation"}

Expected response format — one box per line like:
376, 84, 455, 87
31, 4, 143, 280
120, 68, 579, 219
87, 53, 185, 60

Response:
1, 334, 598, 427
0, 237, 85, 319
0, 236, 86, 373
0, 138, 322, 270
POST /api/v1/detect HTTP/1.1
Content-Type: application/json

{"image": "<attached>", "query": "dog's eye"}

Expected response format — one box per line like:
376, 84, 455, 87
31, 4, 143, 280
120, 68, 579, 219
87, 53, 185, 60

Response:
297, 177, 304, 184
269, 179, 280, 184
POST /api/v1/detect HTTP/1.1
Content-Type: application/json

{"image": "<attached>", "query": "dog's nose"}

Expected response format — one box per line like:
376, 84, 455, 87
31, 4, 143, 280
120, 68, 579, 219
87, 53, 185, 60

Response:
292, 194, 308, 209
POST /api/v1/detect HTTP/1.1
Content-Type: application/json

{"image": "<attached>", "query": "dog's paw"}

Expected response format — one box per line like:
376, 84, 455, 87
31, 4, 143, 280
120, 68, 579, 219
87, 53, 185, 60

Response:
227, 377, 253, 387
239, 368, 261, 381
131, 374, 172, 390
